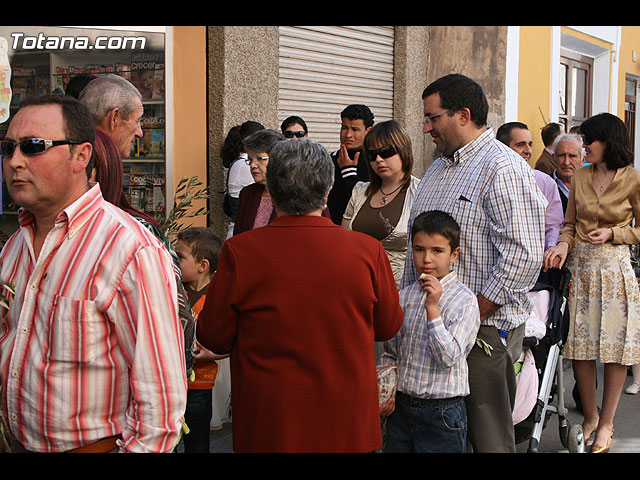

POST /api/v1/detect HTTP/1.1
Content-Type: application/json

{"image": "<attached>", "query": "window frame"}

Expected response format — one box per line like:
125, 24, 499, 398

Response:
559, 49, 593, 131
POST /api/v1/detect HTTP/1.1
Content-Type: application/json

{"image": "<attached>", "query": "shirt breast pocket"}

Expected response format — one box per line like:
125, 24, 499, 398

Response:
48, 295, 99, 364
450, 193, 486, 234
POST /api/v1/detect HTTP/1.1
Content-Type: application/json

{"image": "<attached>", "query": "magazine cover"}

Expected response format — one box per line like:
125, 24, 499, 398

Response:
152, 64, 164, 99
131, 52, 164, 99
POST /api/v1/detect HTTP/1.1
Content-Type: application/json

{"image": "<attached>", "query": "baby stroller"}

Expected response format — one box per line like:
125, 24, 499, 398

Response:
513, 266, 585, 453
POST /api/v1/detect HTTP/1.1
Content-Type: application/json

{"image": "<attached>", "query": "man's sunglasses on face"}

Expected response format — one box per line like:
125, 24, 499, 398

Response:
0, 138, 83, 157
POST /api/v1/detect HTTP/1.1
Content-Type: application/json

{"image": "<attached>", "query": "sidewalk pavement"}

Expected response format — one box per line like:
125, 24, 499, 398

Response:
516, 360, 640, 453
201, 361, 639, 454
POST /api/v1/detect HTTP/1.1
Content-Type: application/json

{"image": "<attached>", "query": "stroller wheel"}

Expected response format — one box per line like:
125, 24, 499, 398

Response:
568, 424, 586, 453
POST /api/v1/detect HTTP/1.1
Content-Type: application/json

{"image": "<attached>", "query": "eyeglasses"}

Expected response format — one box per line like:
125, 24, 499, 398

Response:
366, 145, 397, 162
245, 155, 269, 165
0, 138, 83, 157
283, 130, 306, 138
423, 111, 447, 126
581, 135, 595, 145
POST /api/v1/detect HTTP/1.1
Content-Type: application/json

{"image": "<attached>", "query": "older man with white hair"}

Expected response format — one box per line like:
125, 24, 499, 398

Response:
79, 73, 144, 159
551, 133, 585, 213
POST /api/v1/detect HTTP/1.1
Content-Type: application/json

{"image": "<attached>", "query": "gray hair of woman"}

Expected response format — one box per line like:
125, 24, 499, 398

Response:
266, 138, 335, 216
242, 129, 285, 155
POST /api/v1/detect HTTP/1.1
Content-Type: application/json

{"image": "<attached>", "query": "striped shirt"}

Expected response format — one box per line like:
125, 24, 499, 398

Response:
402, 128, 546, 331
0, 184, 187, 453
380, 271, 480, 399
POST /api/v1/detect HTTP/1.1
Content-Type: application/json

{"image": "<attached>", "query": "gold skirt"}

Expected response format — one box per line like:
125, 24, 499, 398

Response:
563, 240, 640, 365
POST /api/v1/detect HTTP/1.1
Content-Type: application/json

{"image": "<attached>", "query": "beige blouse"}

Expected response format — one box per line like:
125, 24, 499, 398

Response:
558, 164, 640, 250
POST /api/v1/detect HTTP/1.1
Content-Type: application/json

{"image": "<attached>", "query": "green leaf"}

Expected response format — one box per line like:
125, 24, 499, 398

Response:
161, 175, 211, 241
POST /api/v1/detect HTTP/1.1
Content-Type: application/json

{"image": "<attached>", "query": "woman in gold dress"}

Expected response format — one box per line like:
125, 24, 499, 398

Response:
544, 113, 640, 453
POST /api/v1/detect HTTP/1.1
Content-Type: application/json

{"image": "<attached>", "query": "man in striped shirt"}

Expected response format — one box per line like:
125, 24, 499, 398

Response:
402, 74, 546, 453
0, 95, 187, 453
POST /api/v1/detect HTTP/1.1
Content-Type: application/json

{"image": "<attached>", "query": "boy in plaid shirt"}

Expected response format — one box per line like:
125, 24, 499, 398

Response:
379, 210, 480, 452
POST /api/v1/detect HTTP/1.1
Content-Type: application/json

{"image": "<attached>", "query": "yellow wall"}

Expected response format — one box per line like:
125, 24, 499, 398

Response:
518, 26, 552, 166
617, 27, 640, 118
517, 27, 631, 164
171, 26, 208, 228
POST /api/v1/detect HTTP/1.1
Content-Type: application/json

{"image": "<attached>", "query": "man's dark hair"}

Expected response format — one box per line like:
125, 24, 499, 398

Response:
18, 94, 95, 176
541, 122, 563, 147
411, 210, 461, 251
340, 104, 374, 128
496, 121, 529, 146
65, 74, 96, 99
422, 73, 488, 128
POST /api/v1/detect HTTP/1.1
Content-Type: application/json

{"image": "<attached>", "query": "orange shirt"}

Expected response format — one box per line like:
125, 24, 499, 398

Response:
189, 294, 218, 390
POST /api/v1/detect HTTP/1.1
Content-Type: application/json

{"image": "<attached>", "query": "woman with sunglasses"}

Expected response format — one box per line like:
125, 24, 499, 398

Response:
280, 115, 308, 139
342, 120, 420, 289
543, 112, 640, 453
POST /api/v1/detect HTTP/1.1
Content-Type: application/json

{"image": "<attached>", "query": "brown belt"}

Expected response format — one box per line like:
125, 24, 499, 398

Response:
66, 434, 122, 453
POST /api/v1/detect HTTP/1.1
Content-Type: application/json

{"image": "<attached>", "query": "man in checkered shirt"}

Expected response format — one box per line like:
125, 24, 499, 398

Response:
403, 74, 546, 453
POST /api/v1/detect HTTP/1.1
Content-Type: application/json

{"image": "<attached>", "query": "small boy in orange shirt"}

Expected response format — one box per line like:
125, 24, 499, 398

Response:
175, 227, 227, 453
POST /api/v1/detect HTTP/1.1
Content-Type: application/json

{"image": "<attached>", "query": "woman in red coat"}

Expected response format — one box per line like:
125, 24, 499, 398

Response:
197, 138, 403, 453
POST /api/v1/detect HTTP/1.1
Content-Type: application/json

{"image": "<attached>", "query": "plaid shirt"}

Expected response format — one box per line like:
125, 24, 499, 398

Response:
402, 128, 546, 331
380, 271, 480, 399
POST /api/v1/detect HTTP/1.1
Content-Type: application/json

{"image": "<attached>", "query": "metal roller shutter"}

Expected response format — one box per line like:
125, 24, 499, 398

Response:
278, 26, 395, 153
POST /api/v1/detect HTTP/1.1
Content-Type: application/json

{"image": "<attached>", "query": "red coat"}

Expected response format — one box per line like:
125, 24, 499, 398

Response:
234, 182, 332, 235
197, 215, 403, 452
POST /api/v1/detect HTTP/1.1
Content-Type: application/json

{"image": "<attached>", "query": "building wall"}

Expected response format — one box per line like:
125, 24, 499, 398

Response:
514, 26, 640, 165
205, 25, 509, 240
206, 26, 280, 239
617, 27, 640, 117
517, 26, 553, 166
171, 26, 208, 229
198, 26, 640, 239
393, 26, 430, 178
423, 26, 508, 170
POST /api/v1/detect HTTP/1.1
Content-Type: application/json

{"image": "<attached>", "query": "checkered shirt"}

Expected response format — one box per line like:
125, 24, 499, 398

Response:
380, 271, 480, 399
401, 127, 546, 331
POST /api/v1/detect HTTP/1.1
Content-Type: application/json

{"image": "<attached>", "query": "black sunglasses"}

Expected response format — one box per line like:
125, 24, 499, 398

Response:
581, 135, 595, 145
283, 130, 306, 138
0, 138, 83, 157
366, 145, 397, 162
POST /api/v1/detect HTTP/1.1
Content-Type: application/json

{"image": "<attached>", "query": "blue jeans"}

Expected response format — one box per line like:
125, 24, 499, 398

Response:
385, 392, 467, 453
183, 388, 213, 453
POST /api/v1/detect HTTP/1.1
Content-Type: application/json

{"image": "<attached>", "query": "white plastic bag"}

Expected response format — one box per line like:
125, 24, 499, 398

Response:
376, 364, 397, 406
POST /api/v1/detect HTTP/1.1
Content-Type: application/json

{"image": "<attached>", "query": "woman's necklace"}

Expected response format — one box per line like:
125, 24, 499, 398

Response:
594, 168, 615, 194
379, 183, 404, 205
